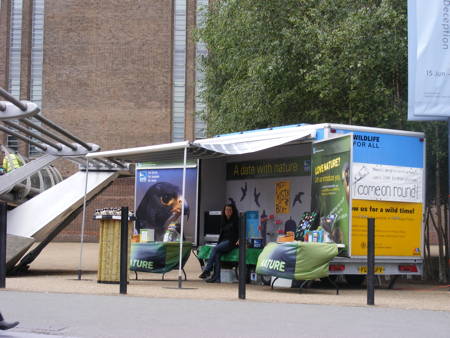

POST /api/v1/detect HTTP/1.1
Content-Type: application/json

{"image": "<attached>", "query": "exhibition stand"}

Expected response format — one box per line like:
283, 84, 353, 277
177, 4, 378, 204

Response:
256, 241, 340, 293
84, 123, 426, 296
130, 241, 192, 280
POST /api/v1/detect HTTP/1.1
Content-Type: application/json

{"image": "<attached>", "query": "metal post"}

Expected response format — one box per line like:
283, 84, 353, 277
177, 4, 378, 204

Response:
33, 114, 93, 150
78, 159, 89, 280
0, 87, 27, 110
178, 146, 187, 289
238, 212, 246, 299
367, 218, 375, 305
120, 206, 129, 294
0, 202, 7, 288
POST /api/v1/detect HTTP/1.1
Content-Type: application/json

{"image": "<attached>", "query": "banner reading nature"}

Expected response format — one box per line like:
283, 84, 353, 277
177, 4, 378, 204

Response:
311, 135, 351, 255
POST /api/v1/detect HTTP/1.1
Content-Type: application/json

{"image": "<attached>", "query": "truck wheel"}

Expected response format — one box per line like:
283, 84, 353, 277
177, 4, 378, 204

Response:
345, 274, 366, 287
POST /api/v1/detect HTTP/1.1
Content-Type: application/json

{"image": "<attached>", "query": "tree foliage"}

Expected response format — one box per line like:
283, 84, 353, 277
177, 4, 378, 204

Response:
196, 0, 409, 135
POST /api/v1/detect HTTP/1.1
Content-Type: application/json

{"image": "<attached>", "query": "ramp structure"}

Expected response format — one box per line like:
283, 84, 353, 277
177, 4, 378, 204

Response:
7, 171, 119, 270
0, 87, 128, 271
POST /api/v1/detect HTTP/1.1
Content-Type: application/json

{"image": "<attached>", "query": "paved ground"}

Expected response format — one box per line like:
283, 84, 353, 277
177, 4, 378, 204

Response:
1, 290, 450, 338
0, 242, 449, 337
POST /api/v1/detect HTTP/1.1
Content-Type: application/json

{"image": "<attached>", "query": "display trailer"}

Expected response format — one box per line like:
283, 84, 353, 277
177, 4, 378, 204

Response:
88, 123, 425, 286
196, 123, 425, 285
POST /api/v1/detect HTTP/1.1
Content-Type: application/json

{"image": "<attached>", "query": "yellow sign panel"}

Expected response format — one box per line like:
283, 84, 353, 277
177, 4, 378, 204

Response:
351, 200, 422, 257
358, 266, 385, 274
275, 181, 290, 214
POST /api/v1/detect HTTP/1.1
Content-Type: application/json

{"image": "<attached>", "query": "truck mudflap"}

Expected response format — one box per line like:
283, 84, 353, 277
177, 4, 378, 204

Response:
328, 257, 423, 275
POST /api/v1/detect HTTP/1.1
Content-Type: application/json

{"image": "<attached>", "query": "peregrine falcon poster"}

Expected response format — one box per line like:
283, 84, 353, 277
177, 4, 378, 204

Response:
135, 167, 197, 242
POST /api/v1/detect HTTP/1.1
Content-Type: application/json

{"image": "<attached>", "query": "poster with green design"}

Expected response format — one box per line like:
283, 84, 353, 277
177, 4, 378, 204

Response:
311, 134, 351, 255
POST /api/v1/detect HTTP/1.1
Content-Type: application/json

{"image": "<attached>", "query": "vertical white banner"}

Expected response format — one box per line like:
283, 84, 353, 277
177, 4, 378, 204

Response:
408, 0, 450, 119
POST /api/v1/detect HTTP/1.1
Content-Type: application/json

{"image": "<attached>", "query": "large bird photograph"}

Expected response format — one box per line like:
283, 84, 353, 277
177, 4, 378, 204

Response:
135, 168, 197, 242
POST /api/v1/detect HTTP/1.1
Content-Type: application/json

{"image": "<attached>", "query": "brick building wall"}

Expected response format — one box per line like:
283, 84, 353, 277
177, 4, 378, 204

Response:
0, 0, 10, 88
0, 0, 201, 241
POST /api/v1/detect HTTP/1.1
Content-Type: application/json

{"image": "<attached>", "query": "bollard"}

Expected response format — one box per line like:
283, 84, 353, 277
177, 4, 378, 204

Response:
238, 212, 246, 299
367, 218, 375, 305
0, 202, 6, 288
119, 206, 129, 294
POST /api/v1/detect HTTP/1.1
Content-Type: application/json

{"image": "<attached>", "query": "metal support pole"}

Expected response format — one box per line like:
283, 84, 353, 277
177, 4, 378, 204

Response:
0, 87, 27, 110
0, 202, 7, 288
107, 158, 126, 168
238, 212, 246, 299
33, 114, 93, 151
21, 118, 77, 150
0, 125, 47, 151
3, 120, 62, 150
367, 218, 375, 305
78, 158, 89, 280
92, 158, 113, 168
178, 146, 187, 289
120, 206, 129, 294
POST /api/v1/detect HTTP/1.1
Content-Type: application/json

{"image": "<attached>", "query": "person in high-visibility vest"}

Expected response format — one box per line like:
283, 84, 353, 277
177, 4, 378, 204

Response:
2, 151, 23, 172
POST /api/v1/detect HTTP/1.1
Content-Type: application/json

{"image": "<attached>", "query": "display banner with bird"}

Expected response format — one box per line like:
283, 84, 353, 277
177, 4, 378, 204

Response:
135, 167, 197, 242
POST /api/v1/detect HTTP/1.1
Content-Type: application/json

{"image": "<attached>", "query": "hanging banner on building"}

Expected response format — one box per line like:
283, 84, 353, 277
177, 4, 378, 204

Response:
352, 163, 423, 203
408, 0, 450, 120
135, 167, 198, 243
311, 135, 351, 255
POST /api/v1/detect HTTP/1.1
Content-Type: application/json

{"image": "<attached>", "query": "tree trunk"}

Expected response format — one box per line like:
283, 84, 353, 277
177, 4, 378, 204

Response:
433, 128, 447, 283
423, 207, 431, 279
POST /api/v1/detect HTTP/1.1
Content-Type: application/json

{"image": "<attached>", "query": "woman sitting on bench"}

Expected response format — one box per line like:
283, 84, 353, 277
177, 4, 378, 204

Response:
199, 203, 239, 283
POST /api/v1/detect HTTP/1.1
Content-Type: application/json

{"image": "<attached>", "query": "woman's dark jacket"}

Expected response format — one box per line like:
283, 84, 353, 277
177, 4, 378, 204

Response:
218, 217, 239, 250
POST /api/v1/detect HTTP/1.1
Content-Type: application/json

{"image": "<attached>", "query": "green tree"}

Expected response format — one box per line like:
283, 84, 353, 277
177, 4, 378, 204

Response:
196, 0, 408, 135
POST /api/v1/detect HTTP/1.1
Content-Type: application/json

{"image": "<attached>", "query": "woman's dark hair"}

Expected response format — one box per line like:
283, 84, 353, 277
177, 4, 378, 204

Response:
222, 203, 239, 223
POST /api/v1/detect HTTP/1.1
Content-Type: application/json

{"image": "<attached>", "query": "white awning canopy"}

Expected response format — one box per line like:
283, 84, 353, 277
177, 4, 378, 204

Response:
86, 125, 316, 163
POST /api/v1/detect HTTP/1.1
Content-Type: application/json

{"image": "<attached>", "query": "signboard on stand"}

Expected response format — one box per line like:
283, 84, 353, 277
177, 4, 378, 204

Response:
311, 135, 352, 255
135, 166, 198, 244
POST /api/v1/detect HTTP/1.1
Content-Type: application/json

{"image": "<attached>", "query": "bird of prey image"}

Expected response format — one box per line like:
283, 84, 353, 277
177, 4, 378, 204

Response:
136, 182, 189, 241
293, 191, 304, 207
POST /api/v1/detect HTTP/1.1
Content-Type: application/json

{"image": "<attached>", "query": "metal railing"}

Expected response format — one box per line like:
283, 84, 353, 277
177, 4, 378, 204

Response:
0, 87, 128, 203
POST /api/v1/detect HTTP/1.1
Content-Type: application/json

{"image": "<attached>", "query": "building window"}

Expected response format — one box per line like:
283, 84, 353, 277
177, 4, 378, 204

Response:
194, 0, 208, 139
28, 0, 45, 157
7, 0, 23, 152
172, 0, 187, 142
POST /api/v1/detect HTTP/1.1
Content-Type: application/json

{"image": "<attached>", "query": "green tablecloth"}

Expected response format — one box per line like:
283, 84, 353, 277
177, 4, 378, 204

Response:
130, 242, 192, 273
197, 245, 263, 265
256, 242, 338, 280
